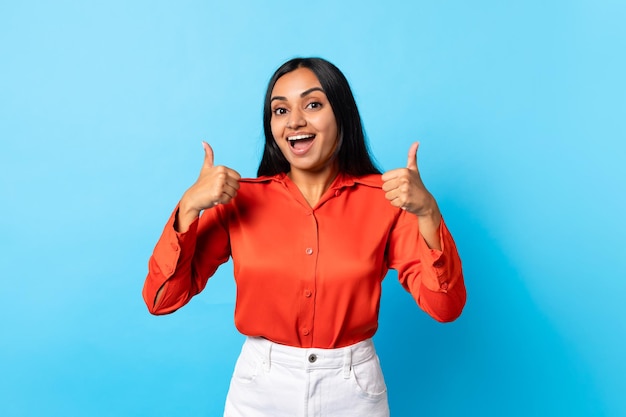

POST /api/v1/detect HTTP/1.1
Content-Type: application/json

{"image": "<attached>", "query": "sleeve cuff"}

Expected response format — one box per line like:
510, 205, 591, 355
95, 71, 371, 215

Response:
417, 219, 455, 293
152, 205, 199, 277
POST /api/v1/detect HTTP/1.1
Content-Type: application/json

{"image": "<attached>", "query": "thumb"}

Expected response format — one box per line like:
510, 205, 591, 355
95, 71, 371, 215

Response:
407, 141, 419, 170
202, 141, 215, 168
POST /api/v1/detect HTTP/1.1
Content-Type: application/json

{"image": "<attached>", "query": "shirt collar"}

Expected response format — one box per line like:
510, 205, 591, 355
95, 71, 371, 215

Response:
337, 173, 382, 189
241, 172, 382, 189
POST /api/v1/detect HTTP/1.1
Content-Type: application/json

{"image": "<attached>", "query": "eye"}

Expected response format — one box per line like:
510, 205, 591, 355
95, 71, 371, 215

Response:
306, 101, 322, 110
273, 107, 288, 116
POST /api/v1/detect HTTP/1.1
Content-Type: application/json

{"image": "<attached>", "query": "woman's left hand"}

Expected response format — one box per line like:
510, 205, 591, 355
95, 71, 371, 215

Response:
382, 142, 442, 248
381, 142, 438, 215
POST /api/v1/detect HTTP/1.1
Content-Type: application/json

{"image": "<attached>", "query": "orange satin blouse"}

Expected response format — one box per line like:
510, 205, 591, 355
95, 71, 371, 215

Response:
143, 173, 466, 348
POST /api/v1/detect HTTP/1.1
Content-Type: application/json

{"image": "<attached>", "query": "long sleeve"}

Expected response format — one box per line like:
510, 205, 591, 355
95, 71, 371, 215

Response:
142, 204, 232, 315
387, 214, 466, 322
143, 175, 466, 347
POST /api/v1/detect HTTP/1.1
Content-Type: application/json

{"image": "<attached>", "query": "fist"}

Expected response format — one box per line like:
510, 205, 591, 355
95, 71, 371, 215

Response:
181, 142, 241, 213
381, 142, 437, 216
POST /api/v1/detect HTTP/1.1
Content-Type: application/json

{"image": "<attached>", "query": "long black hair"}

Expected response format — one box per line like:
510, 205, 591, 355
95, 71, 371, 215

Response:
257, 57, 381, 177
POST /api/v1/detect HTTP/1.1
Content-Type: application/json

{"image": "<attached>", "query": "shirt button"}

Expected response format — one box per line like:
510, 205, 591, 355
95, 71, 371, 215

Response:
334, 190, 340, 197
304, 290, 312, 298
441, 282, 449, 291
302, 328, 310, 336
308, 354, 317, 363
305, 248, 313, 255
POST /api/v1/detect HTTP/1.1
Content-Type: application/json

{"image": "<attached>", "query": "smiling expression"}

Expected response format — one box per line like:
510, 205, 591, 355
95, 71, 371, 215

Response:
270, 67, 340, 177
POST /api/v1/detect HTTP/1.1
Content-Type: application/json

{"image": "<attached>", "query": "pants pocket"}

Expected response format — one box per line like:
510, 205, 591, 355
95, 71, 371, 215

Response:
350, 356, 388, 400
231, 344, 260, 384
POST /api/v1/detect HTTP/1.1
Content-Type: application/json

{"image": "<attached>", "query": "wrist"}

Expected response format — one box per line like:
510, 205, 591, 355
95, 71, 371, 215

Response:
413, 195, 440, 218
179, 192, 201, 217
175, 195, 201, 233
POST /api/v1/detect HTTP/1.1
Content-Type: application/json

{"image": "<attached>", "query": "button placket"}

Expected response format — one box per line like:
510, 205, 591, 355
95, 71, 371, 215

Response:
298, 212, 317, 345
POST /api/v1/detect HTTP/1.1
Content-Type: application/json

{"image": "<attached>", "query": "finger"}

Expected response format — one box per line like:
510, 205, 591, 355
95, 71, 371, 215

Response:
225, 168, 242, 181
202, 141, 215, 168
381, 177, 401, 192
387, 194, 406, 209
221, 183, 239, 199
384, 189, 399, 202
406, 142, 419, 171
223, 177, 241, 192
214, 185, 240, 205
381, 168, 403, 182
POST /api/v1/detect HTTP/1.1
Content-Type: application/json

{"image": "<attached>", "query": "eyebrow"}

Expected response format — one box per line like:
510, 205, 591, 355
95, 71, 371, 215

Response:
270, 87, 325, 102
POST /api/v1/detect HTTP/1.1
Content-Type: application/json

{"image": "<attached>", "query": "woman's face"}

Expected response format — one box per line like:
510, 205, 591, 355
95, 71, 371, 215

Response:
270, 67, 339, 176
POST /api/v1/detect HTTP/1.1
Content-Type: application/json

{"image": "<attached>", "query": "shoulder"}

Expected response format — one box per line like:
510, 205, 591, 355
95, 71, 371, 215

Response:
239, 174, 286, 188
233, 175, 288, 204
239, 174, 282, 183
351, 173, 383, 189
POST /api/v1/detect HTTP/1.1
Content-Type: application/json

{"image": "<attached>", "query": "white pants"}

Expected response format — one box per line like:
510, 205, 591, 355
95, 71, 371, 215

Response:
224, 337, 390, 417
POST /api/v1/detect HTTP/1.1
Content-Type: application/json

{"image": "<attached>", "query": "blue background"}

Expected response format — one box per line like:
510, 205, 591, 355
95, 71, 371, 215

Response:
1, 1, 625, 416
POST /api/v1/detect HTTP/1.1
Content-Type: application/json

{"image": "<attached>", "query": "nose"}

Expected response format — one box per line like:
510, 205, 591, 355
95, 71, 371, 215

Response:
286, 108, 306, 129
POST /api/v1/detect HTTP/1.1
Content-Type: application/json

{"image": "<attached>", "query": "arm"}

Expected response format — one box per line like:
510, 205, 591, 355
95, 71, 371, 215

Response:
142, 142, 240, 314
387, 215, 466, 322
142, 204, 231, 315
382, 142, 466, 321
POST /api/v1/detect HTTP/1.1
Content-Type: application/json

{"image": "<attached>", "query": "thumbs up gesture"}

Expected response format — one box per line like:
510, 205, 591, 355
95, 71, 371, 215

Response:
177, 142, 241, 232
381, 142, 440, 218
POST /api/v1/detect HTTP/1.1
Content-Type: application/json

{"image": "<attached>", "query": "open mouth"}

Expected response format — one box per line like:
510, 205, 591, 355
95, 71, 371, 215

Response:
287, 134, 316, 150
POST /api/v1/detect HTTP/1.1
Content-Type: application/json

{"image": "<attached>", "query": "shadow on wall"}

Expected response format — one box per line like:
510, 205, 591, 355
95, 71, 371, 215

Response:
374, 201, 603, 417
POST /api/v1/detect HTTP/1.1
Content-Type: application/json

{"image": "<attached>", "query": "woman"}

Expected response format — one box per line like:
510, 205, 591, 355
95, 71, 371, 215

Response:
143, 57, 466, 416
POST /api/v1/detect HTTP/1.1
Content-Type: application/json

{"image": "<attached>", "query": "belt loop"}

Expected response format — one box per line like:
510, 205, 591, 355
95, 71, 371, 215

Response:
342, 348, 351, 379
260, 339, 271, 373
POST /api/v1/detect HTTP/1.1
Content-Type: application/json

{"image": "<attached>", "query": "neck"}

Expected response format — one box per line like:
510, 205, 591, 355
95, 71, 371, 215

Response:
288, 165, 339, 207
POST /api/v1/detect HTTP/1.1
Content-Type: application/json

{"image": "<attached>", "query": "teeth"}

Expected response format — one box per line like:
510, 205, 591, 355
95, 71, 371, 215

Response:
287, 134, 315, 141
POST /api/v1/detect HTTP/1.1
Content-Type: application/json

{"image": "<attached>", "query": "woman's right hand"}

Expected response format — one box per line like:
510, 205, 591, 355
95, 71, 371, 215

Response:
176, 142, 241, 232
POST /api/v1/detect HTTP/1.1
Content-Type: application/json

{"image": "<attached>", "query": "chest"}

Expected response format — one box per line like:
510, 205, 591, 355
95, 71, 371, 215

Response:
227, 185, 396, 278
